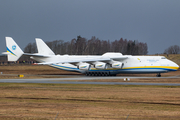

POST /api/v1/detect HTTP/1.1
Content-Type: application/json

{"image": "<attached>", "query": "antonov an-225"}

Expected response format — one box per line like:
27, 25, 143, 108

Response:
2, 37, 179, 77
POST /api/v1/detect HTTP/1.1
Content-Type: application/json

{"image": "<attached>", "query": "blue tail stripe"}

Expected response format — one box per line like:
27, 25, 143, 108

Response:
6, 47, 16, 56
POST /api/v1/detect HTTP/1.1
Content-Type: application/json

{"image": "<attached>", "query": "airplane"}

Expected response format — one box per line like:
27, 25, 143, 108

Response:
2, 37, 179, 77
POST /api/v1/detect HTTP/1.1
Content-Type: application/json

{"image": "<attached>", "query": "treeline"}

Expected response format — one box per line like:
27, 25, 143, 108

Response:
24, 36, 148, 55
164, 45, 180, 54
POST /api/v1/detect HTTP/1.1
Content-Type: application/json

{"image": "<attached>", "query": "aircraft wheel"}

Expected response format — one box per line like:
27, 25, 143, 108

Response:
156, 73, 161, 77
112, 74, 117, 76
102, 72, 104, 76
106, 72, 110, 76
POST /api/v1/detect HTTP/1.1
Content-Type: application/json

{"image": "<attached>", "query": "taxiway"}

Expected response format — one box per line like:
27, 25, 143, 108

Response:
0, 75, 180, 86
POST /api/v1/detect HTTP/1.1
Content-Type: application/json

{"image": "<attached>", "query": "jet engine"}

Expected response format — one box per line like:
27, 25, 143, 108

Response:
78, 63, 91, 70
111, 62, 123, 69
94, 62, 107, 69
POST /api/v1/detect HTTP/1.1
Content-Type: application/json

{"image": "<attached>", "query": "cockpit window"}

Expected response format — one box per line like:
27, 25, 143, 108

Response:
161, 57, 166, 59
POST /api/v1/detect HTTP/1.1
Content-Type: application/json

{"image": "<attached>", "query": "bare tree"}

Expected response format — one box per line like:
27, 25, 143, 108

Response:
24, 36, 148, 56
164, 45, 180, 54
24, 43, 37, 53
70, 38, 76, 55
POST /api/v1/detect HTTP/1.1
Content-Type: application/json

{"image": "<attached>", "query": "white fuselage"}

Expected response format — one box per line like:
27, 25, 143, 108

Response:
5, 37, 179, 76
31, 54, 179, 75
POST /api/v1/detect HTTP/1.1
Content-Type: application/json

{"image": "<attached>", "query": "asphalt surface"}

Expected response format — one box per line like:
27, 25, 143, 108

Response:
0, 76, 180, 86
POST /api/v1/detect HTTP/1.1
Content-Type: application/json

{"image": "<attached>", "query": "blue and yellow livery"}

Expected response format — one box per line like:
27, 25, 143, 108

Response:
6, 47, 17, 56
2, 37, 179, 77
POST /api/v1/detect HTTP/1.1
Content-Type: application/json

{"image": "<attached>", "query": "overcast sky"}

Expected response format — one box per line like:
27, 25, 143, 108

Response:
0, 0, 180, 54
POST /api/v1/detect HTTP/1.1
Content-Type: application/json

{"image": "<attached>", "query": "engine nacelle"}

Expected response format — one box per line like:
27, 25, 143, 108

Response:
94, 62, 107, 69
78, 63, 91, 71
111, 62, 123, 69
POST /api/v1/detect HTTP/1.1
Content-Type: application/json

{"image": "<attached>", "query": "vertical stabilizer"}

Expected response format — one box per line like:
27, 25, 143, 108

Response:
5, 37, 24, 61
35, 38, 55, 55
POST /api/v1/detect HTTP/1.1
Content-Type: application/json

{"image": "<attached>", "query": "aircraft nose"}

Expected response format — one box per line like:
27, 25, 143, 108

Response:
173, 62, 179, 70
176, 64, 179, 69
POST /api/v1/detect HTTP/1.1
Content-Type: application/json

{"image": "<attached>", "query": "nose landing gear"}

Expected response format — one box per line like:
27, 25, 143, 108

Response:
156, 73, 161, 77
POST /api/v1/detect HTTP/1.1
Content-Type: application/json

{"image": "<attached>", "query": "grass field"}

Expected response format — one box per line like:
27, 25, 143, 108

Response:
0, 64, 179, 79
0, 65, 82, 79
0, 83, 180, 120
0, 56, 179, 120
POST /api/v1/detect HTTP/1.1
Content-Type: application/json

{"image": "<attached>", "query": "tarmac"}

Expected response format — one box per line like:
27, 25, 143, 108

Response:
0, 75, 180, 86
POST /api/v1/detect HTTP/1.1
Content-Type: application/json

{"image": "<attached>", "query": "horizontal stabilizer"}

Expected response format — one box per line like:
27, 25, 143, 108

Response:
2, 52, 11, 55
23, 53, 51, 57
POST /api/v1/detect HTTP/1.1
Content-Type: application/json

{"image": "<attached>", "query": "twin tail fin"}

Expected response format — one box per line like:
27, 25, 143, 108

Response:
3, 37, 24, 61
2, 37, 55, 62
35, 38, 55, 55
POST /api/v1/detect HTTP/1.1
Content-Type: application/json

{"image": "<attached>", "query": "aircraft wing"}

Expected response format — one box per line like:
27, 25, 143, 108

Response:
37, 56, 128, 65
37, 57, 111, 65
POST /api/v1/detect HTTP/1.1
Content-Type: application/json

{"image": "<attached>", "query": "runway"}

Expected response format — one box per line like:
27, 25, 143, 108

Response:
0, 75, 180, 86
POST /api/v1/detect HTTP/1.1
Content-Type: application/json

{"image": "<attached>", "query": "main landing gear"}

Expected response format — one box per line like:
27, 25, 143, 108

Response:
156, 73, 161, 77
85, 72, 116, 76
